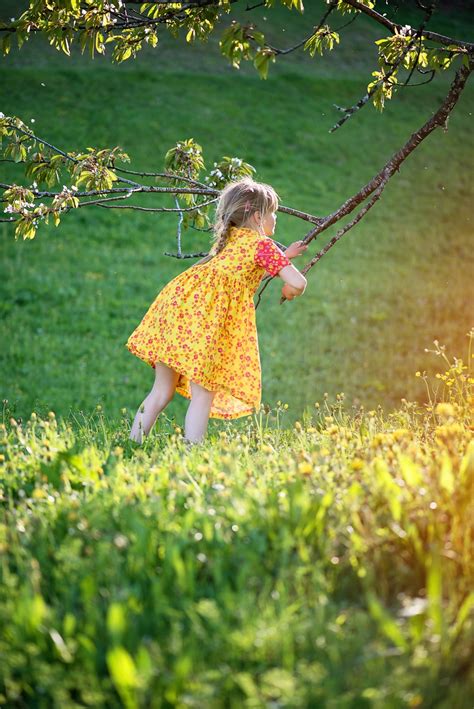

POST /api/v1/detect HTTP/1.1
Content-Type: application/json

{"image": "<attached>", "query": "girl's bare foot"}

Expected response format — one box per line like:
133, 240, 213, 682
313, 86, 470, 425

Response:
129, 429, 144, 444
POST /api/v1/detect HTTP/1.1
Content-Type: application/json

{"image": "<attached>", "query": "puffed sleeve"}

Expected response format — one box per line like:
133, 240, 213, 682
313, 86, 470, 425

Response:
254, 238, 292, 277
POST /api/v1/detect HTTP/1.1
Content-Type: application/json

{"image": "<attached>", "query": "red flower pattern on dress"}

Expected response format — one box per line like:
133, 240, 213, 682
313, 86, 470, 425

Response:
125, 226, 292, 420
254, 238, 291, 276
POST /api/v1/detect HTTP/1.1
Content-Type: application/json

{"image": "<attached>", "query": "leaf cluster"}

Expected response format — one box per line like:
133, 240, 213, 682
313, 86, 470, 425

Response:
367, 29, 469, 112
1, 115, 130, 239
1, 116, 255, 240
164, 138, 255, 230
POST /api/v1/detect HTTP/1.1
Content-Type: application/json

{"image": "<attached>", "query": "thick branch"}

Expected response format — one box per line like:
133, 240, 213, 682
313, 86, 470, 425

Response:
340, 0, 474, 51
260, 55, 473, 307
2, 55, 472, 309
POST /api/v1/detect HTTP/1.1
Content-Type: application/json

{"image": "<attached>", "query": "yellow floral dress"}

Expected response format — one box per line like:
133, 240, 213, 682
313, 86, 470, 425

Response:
125, 226, 292, 419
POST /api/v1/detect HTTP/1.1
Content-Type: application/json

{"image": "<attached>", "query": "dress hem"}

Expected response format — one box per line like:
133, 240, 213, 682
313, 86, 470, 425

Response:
125, 342, 258, 420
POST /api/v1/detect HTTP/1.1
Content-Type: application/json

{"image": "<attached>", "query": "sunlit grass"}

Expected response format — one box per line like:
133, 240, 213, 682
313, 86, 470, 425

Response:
1, 335, 473, 706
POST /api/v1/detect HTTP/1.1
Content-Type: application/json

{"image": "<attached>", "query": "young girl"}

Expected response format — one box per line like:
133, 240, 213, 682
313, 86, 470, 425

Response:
125, 177, 308, 445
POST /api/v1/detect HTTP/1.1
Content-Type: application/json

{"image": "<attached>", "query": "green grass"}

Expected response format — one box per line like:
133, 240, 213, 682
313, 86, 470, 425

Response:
1, 5, 473, 706
0, 1, 473, 433
1, 340, 473, 706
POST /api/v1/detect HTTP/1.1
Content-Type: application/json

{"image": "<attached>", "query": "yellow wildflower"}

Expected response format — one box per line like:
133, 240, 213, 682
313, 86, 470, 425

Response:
435, 403, 455, 418
392, 428, 411, 441
298, 462, 313, 475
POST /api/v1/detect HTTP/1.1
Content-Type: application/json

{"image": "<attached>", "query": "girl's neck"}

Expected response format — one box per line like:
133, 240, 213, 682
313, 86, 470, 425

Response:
239, 223, 265, 236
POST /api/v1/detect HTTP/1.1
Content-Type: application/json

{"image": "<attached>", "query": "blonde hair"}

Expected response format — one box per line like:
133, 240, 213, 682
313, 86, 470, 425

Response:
199, 177, 279, 264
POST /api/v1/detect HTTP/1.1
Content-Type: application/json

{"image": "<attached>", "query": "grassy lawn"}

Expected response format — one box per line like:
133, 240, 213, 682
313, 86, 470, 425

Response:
1, 3, 473, 706
1, 349, 472, 706
0, 1, 473, 434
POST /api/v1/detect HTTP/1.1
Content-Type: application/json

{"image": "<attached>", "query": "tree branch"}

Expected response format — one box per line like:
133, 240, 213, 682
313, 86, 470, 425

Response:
265, 0, 338, 56
329, 1, 438, 132
266, 55, 473, 307
340, 0, 474, 51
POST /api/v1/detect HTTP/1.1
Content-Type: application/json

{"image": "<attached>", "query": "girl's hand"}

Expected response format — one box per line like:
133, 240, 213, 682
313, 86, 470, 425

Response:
284, 240, 308, 259
281, 283, 299, 301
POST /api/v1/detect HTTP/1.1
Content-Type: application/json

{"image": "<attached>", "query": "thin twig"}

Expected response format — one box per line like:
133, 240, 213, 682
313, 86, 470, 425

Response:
163, 251, 209, 259
329, 33, 421, 132
266, 0, 337, 55
255, 56, 473, 308
336, 0, 474, 51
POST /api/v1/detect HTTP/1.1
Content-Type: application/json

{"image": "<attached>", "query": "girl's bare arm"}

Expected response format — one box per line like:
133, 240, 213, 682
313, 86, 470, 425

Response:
278, 263, 307, 297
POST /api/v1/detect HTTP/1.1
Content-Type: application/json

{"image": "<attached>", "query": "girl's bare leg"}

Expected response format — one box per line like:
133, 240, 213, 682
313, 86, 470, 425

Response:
184, 381, 217, 444
129, 361, 180, 443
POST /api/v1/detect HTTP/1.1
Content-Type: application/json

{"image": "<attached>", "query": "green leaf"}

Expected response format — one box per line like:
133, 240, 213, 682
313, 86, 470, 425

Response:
107, 602, 126, 640
366, 591, 409, 651
107, 647, 137, 686
427, 544, 444, 639
2, 33, 11, 56
254, 48, 275, 79
439, 452, 454, 493
397, 453, 423, 487
448, 592, 474, 646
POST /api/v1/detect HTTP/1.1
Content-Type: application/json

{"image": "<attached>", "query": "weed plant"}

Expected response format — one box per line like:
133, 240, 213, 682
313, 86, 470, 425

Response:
0, 333, 473, 707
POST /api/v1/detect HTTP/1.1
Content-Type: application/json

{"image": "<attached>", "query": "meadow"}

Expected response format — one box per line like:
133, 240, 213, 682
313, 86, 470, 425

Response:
0, 1, 473, 706
0, 0, 473, 431
0, 334, 473, 706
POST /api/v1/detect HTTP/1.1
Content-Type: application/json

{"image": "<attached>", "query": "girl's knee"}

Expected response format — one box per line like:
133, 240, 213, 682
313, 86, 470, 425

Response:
155, 390, 175, 409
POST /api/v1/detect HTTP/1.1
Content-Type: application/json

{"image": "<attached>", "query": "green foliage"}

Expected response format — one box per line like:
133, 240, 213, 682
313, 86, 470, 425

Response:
0, 340, 473, 705
367, 68, 399, 112
163, 139, 255, 228
0, 117, 133, 239
2, 0, 467, 95
253, 46, 277, 80
1, 115, 258, 239
369, 29, 467, 112
219, 20, 264, 71
335, 0, 375, 12
204, 156, 256, 190
164, 138, 205, 181
304, 25, 340, 58
257, 0, 305, 11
